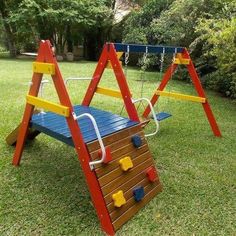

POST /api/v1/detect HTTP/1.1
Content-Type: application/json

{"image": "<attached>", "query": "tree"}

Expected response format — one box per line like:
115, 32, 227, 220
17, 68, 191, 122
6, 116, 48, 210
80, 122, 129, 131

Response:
123, 0, 236, 97
8, 0, 113, 56
0, 0, 17, 57
197, 16, 236, 98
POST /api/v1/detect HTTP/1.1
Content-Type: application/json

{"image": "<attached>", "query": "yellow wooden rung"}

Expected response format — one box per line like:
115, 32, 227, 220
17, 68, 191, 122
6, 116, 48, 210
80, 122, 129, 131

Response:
119, 156, 133, 171
156, 90, 206, 103
112, 190, 126, 208
95, 86, 123, 99
26, 95, 70, 117
33, 62, 55, 75
174, 58, 181, 64
174, 53, 190, 65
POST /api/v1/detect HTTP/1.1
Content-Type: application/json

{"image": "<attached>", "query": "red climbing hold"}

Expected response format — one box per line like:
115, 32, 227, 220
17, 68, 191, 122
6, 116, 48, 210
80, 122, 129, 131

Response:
146, 166, 158, 182
98, 146, 112, 164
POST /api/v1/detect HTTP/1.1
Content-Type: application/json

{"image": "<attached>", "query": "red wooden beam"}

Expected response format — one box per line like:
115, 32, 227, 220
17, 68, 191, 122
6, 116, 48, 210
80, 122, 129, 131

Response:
182, 49, 221, 137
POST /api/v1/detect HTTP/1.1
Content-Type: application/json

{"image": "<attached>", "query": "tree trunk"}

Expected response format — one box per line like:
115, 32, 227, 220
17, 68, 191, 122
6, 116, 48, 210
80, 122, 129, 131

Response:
0, 1, 17, 57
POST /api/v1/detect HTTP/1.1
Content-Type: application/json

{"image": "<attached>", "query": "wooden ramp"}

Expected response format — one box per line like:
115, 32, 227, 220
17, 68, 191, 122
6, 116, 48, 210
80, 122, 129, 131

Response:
8, 105, 162, 232
87, 124, 162, 231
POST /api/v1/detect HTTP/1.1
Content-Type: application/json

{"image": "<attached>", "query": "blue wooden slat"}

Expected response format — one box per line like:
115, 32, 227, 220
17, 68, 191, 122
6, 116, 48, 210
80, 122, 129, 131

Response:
32, 111, 129, 138
31, 105, 138, 146
82, 119, 135, 141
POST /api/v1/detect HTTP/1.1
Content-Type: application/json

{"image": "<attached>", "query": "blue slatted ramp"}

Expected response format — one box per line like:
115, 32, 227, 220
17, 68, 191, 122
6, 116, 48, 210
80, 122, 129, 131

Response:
31, 105, 138, 147
154, 112, 172, 121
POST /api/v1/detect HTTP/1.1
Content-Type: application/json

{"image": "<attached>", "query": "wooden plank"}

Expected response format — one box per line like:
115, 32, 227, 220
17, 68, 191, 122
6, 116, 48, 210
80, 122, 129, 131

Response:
95, 143, 148, 178
98, 151, 151, 187
87, 124, 142, 152
6, 109, 41, 145
174, 58, 190, 65
6, 125, 40, 146
96, 86, 123, 99
26, 95, 70, 117
33, 62, 55, 75
109, 180, 160, 221
104, 166, 155, 205
89, 131, 144, 159
102, 158, 153, 196
113, 184, 162, 231
90, 131, 146, 161
156, 90, 206, 103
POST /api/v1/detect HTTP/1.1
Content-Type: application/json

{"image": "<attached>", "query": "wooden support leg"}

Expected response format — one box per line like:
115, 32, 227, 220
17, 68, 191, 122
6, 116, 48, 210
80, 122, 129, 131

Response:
202, 102, 221, 137
12, 105, 34, 166
183, 49, 221, 137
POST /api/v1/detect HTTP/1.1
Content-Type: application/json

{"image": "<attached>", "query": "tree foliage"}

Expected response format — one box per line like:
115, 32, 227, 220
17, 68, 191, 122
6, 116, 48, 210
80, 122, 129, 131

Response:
0, 0, 114, 57
123, 0, 236, 98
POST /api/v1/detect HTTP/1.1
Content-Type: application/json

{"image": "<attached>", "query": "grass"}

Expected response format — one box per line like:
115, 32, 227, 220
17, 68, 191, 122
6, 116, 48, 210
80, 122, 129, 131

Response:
0, 58, 235, 236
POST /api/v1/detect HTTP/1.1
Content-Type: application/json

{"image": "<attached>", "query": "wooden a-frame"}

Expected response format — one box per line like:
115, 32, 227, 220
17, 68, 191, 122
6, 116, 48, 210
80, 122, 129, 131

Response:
142, 48, 222, 137
12, 40, 116, 235
82, 43, 140, 122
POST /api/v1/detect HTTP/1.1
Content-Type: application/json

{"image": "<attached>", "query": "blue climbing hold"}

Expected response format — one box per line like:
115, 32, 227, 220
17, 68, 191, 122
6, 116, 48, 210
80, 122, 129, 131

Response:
131, 135, 142, 148
133, 186, 145, 202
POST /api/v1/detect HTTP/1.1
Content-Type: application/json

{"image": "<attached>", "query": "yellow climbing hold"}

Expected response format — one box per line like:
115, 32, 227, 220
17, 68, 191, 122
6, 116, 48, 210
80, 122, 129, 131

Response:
119, 156, 133, 171
112, 190, 126, 207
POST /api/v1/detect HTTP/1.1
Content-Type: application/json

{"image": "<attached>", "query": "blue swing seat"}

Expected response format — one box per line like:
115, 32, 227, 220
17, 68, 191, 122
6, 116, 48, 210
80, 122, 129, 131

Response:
154, 112, 172, 121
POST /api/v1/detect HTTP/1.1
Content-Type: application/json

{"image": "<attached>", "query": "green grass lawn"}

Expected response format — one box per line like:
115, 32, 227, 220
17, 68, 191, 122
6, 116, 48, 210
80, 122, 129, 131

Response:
0, 58, 235, 235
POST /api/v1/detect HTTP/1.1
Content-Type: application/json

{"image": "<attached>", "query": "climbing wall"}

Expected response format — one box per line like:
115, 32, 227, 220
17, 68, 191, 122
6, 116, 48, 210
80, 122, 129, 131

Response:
86, 124, 162, 231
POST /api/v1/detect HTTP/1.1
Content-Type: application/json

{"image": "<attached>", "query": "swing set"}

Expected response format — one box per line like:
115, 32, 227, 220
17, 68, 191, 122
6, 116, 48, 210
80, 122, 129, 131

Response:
113, 43, 221, 137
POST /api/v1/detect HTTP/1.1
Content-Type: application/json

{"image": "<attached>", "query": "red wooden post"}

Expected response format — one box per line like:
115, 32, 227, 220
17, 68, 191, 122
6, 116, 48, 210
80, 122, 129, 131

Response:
182, 49, 222, 137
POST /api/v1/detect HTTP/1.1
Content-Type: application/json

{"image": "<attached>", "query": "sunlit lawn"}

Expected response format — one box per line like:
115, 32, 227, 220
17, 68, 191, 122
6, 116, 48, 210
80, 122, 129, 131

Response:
0, 58, 235, 235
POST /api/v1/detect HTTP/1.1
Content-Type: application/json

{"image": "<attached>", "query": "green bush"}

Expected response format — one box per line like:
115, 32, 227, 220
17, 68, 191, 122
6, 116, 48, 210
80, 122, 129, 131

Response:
197, 17, 236, 98
123, 0, 236, 98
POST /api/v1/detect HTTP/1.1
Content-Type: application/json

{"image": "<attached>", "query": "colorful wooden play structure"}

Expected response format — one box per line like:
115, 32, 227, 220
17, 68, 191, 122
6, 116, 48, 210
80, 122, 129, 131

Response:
7, 40, 221, 235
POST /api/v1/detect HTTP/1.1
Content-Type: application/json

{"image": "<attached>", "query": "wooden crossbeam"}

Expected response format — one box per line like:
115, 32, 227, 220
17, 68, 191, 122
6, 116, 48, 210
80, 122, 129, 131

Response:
174, 53, 190, 65
156, 90, 206, 103
26, 95, 70, 117
95, 86, 123, 99
33, 62, 55, 75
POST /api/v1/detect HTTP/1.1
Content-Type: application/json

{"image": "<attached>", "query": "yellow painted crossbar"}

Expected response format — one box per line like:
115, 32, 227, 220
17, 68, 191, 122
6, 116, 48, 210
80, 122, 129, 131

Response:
26, 95, 70, 117
156, 90, 206, 103
174, 53, 190, 65
33, 62, 55, 75
95, 86, 123, 99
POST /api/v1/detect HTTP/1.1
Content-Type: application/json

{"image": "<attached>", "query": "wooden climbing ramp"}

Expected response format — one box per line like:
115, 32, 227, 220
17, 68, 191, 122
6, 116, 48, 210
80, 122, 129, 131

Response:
30, 107, 162, 231
8, 40, 162, 235
87, 124, 162, 231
